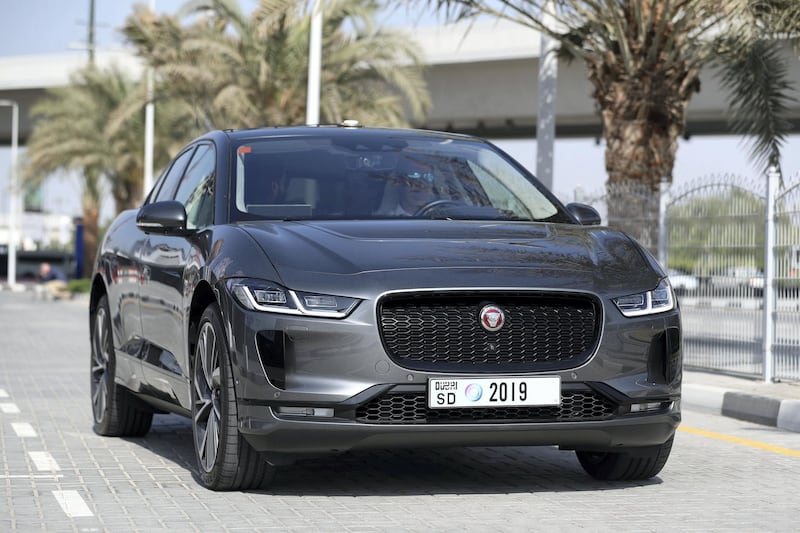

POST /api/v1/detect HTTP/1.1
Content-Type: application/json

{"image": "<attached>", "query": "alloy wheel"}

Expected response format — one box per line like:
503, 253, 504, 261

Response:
194, 321, 222, 473
90, 306, 111, 423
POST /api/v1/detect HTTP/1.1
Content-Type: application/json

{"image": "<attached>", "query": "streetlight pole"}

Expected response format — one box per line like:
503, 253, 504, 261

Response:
0, 99, 19, 289
536, 0, 558, 191
88, 0, 96, 66
306, 0, 323, 125
143, 0, 156, 199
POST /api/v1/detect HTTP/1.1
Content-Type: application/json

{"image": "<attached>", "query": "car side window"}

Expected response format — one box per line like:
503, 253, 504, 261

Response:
173, 143, 216, 230
154, 148, 195, 203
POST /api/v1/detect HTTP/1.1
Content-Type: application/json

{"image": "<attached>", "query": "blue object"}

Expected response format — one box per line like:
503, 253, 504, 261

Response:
74, 220, 84, 278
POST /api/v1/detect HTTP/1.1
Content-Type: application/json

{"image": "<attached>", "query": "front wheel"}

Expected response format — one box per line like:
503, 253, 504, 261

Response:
575, 436, 674, 481
191, 303, 275, 491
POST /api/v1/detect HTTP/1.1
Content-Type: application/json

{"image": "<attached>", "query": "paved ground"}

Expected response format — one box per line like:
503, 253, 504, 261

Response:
1, 290, 799, 532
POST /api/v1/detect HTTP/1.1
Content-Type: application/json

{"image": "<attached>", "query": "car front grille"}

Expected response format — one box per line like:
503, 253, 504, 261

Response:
378, 292, 601, 372
354, 390, 616, 424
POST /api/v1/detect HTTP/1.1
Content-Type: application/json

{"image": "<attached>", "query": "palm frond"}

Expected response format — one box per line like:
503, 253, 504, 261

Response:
121, 0, 430, 130
717, 37, 796, 173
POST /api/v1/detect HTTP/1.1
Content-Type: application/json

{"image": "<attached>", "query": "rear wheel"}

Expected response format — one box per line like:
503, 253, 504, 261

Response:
90, 295, 153, 437
191, 304, 275, 491
576, 436, 674, 481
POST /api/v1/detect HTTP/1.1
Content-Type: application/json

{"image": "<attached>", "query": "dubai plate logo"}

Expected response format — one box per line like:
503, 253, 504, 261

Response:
479, 304, 505, 332
464, 383, 483, 402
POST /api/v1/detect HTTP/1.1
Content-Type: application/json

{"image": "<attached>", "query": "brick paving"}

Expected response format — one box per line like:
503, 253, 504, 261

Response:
1, 290, 799, 532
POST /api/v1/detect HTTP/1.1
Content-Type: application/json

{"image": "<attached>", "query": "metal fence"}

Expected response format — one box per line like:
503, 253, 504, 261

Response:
576, 169, 800, 383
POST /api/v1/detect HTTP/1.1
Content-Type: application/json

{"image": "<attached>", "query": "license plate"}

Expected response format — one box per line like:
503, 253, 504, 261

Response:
427, 377, 561, 409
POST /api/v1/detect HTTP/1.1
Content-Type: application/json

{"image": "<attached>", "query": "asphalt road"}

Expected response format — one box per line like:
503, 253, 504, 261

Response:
1, 292, 799, 532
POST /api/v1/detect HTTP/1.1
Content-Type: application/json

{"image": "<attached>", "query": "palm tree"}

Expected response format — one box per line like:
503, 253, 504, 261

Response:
24, 66, 195, 276
98, 72, 197, 210
427, 0, 800, 189
25, 70, 111, 277
122, 0, 430, 130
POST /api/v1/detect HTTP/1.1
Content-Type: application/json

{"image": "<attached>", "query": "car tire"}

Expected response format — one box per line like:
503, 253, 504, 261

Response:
575, 436, 674, 481
191, 303, 275, 491
91, 295, 153, 437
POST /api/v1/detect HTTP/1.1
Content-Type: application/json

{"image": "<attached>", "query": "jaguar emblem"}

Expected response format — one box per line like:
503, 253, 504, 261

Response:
479, 304, 505, 332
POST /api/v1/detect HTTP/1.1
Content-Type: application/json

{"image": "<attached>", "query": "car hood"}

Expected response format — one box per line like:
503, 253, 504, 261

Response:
237, 220, 658, 296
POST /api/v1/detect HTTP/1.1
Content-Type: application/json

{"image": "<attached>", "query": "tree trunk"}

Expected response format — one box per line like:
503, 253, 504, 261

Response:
80, 170, 102, 279
581, 1, 701, 255
81, 204, 99, 279
599, 86, 686, 254
602, 109, 682, 191
591, 71, 694, 253
112, 169, 145, 215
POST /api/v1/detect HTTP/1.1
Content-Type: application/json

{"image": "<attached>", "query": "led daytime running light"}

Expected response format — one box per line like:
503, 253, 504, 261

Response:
230, 280, 359, 318
614, 279, 675, 317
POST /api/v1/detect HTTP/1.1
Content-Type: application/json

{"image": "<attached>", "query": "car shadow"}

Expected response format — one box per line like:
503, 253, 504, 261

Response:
133, 414, 663, 496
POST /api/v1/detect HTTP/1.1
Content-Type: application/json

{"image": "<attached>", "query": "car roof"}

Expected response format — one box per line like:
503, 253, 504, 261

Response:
207, 123, 483, 144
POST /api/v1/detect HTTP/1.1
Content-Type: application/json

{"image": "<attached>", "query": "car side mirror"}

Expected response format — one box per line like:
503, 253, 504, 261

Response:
566, 203, 602, 226
136, 201, 191, 236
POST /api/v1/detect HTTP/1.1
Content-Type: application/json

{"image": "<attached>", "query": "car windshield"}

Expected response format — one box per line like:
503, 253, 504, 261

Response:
230, 133, 572, 223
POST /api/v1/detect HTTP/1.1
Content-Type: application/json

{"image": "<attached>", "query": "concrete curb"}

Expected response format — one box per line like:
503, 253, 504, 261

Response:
777, 400, 800, 432
683, 384, 800, 432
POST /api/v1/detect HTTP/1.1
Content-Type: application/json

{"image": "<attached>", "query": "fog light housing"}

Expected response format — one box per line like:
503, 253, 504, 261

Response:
630, 401, 672, 413
276, 406, 335, 418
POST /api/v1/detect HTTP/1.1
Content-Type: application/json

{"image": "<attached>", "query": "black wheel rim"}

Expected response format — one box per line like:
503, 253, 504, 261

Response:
193, 321, 221, 473
90, 306, 111, 423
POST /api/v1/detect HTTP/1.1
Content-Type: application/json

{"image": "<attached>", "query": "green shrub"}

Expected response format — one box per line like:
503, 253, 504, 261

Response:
67, 278, 92, 294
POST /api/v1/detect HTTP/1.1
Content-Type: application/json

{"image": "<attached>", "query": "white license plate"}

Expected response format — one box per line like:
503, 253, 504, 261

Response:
427, 377, 561, 409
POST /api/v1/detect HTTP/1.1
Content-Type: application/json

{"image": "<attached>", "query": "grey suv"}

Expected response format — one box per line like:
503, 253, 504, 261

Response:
90, 124, 681, 490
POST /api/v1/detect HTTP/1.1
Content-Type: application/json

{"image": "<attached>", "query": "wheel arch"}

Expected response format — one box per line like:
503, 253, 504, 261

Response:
89, 273, 107, 324
188, 280, 218, 370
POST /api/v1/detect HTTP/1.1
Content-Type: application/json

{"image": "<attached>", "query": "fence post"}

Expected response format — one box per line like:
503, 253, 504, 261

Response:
763, 166, 779, 383
658, 177, 670, 269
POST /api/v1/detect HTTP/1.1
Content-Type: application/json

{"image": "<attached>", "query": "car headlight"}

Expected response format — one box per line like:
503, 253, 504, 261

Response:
228, 279, 360, 318
613, 278, 675, 317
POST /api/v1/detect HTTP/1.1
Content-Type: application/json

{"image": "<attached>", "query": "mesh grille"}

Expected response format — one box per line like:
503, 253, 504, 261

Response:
379, 293, 600, 372
354, 391, 615, 424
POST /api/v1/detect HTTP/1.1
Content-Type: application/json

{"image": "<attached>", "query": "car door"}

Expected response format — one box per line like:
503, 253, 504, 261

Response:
101, 211, 149, 391
139, 143, 216, 409
130, 146, 195, 403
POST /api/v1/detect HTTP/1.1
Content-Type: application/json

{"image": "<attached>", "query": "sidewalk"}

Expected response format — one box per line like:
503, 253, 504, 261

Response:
683, 369, 800, 432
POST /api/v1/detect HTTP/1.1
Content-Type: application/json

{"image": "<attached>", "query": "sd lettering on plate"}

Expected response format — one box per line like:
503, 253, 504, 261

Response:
433, 380, 459, 406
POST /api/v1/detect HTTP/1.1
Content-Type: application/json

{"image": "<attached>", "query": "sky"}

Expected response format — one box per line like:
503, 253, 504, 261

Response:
1, 0, 800, 222
0, 1, 433, 56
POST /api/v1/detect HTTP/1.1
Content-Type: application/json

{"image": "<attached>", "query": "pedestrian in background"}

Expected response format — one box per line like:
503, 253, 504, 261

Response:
37, 262, 69, 300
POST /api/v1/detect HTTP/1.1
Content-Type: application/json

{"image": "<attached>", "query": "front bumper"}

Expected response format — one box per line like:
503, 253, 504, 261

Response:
237, 398, 680, 461
220, 286, 682, 461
